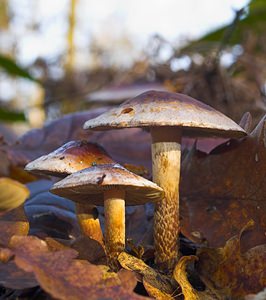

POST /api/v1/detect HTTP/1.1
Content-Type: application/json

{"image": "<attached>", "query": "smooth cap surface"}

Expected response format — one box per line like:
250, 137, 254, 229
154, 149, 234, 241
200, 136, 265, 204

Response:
84, 90, 246, 138
50, 163, 164, 205
25, 140, 114, 177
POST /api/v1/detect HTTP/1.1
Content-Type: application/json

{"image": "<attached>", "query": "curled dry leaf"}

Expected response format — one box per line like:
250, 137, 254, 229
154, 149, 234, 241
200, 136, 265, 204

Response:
118, 252, 175, 299
196, 221, 266, 299
173, 256, 200, 300
10, 236, 148, 300
181, 114, 266, 250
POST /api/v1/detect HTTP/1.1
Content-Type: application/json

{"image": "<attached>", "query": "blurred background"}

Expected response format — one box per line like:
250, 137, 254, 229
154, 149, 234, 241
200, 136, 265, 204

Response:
0, 0, 266, 142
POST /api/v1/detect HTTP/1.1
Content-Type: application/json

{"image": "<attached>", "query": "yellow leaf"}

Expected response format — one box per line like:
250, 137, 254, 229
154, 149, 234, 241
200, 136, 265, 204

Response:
118, 252, 175, 299
0, 178, 29, 214
173, 256, 200, 300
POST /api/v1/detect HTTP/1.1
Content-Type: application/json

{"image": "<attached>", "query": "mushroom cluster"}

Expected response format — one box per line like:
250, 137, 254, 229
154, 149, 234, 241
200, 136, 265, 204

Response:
25, 140, 114, 244
51, 163, 163, 270
83, 90, 246, 272
25, 90, 246, 273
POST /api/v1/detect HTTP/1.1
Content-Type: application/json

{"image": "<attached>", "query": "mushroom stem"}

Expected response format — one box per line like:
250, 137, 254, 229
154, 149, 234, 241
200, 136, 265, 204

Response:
75, 203, 104, 246
104, 189, 125, 271
151, 127, 182, 272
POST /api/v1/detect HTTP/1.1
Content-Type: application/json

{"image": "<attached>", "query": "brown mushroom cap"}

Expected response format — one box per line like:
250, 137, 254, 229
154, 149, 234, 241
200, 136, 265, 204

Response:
24, 140, 114, 177
83, 90, 246, 138
50, 163, 164, 206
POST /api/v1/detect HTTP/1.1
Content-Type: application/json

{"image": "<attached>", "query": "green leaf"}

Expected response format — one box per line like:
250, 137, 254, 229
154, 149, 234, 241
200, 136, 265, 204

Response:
181, 0, 266, 54
0, 54, 40, 83
0, 107, 26, 122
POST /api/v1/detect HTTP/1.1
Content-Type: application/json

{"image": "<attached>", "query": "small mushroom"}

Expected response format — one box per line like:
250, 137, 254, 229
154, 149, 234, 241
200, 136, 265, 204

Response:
50, 163, 164, 271
83, 90, 247, 272
25, 140, 114, 244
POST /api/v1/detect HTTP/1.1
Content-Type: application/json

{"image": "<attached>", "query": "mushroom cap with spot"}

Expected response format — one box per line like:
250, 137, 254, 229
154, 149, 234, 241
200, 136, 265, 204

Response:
83, 90, 246, 138
24, 140, 114, 177
50, 163, 164, 206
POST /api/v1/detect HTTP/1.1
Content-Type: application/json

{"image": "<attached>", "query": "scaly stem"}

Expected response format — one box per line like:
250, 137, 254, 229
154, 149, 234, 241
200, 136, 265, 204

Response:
104, 189, 125, 271
151, 127, 181, 272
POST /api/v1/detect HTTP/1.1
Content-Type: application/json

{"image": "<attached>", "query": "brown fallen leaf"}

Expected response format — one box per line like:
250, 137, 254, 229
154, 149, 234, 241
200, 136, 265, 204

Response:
10, 236, 148, 300
181, 114, 266, 251
0, 247, 13, 263
9, 165, 37, 183
118, 252, 175, 299
45, 237, 71, 251
196, 221, 266, 299
2, 108, 152, 177
0, 220, 29, 247
70, 236, 106, 264
0, 191, 29, 247
0, 260, 38, 290
0, 204, 29, 249
117, 268, 139, 291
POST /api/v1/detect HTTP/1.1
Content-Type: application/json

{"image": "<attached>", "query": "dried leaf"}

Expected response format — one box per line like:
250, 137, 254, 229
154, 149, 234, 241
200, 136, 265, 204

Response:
118, 252, 175, 299
126, 206, 153, 247
0, 200, 29, 247
0, 260, 38, 289
173, 256, 200, 300
117, 268, 138, 292
10, 236, 148, 300
4, 109, 151, 175
0, 247, 13, 263
0, 220, 29, 247
181, 115, 266, 250
45, 237, 71, 251
197, 221, 266, 298
70, 236, 106, 264
0, 177, 29, 214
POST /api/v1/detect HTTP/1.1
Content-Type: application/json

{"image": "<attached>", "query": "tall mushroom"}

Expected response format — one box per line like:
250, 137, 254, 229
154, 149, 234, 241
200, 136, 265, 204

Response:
25, 140, 114, 244
50, 163, 164, 270
83, 90, 247, 272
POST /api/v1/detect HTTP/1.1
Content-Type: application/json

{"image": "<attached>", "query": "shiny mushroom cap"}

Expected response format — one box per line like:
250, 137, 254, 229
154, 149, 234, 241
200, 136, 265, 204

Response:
24, 140, 114, 177
84, 90, 246, 138
50, 163, 164, 206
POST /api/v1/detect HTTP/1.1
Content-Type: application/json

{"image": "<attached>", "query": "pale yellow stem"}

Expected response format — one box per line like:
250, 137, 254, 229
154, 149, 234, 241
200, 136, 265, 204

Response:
76, 203, 104, 247
104, 189, 125, 271
151, 127, 182, 272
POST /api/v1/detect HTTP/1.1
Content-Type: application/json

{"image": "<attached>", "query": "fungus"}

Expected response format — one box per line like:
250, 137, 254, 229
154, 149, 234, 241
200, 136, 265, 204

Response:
25, 140, 114, 244
83, 90, 246, 272
51, 163, 164, 271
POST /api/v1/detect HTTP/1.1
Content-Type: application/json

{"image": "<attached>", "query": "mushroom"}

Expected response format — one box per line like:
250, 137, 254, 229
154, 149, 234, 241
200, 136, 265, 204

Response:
50, 163, 164, 270
83, 90, 247, 272
25, 140, 114, 244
